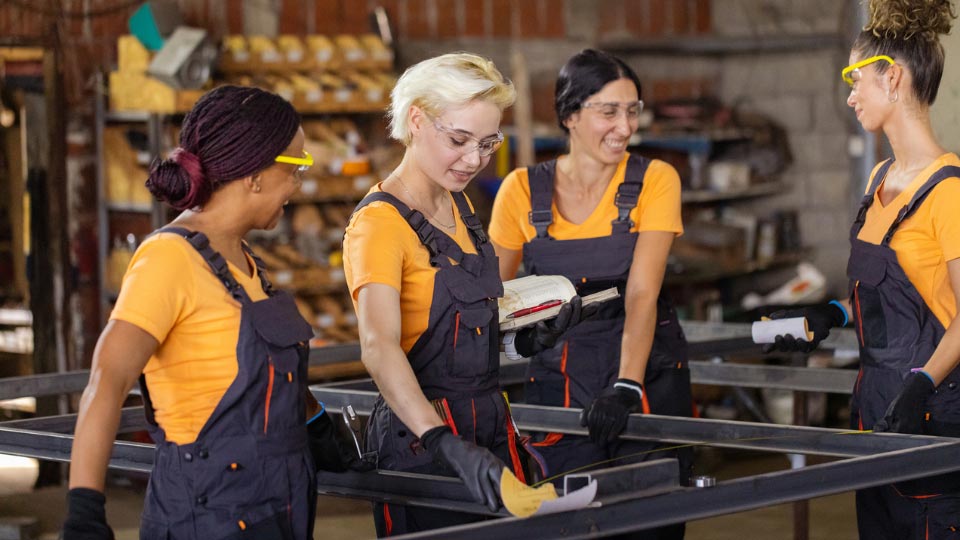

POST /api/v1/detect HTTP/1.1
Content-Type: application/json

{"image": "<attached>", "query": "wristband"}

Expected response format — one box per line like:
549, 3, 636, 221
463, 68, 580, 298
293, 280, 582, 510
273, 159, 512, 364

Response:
828, 300, 849, 327
613, 378, 643, 400
306, 402, 326, 425
910, 368, 936, 385
502, 331, 525, 360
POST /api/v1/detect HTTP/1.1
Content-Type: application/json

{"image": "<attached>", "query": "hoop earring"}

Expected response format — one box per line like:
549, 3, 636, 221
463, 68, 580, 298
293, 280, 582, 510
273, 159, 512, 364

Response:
888, 89, 899, 103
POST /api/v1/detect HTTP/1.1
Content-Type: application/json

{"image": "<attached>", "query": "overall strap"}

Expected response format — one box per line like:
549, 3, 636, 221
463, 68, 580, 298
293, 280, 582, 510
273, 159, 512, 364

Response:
157, 226, 253, 304
526, 160, 557, 239
355, 191, 487, 273
451, 190, 488, 247
883, 165, 960, 245
611, 154, 651, 234
355, 192, 443, 261
853, 159, 894, 232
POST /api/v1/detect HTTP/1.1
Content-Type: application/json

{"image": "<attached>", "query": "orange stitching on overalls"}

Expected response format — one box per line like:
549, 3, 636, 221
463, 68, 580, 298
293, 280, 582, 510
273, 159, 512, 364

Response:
453, 312, 461, 349
264, 360, 275, 434
561, 341, 570, 407
854, 281, 865, 346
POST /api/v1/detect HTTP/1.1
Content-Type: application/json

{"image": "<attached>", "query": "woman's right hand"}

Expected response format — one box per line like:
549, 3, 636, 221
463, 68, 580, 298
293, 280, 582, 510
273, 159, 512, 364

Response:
421, 426, 503, 511
62, 488, 115, 540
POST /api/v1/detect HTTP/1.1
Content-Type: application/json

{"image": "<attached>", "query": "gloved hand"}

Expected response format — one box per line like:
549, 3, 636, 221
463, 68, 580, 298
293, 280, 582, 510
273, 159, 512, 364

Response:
514, 296, 597, 357
761, 301, 847, 353
62, 487, 114, 540
307, 410, 375, 473
421, 425, 504, 511
579, 378, 643, 443
874, 371, 936, 434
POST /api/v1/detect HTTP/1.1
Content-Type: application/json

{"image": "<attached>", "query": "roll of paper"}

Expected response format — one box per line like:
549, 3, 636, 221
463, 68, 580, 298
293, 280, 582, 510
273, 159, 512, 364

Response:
751, 317, 813, 344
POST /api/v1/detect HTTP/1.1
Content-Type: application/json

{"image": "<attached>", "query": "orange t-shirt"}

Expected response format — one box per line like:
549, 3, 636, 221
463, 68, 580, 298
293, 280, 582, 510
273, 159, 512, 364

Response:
110, 232, 269, 444
857, 153, 960, 329
342, 185, 479, 352
489, 153, 683, 249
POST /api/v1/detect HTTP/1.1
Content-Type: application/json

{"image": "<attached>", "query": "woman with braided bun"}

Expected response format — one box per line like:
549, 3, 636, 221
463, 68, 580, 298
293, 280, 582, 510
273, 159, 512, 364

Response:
63, 85, 361, 540
764, 1, 960, 536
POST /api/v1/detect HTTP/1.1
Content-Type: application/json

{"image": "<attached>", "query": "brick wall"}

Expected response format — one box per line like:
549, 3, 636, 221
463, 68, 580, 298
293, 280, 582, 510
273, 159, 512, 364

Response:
0, 0, 857, 300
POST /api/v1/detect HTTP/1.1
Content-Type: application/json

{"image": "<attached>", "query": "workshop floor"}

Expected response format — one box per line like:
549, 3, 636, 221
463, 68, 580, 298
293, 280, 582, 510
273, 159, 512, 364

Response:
0, 451, 857, 539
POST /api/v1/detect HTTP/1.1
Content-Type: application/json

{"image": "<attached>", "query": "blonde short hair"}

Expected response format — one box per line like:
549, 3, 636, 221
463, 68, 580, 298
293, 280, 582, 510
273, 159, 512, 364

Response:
388, 52, 516, 145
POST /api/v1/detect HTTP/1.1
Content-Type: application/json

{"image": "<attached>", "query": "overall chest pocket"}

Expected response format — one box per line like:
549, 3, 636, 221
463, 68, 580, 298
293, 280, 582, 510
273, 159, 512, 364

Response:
849, 261, 888, 350
448, 307, 495, 378
248, 295, 314, 434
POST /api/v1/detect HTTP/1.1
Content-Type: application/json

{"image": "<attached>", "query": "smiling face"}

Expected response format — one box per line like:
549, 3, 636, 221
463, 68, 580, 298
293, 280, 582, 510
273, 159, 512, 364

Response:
253, 127, 306, 230
845, 51, 895, 133
408, 99, 502, 192
565, 77, 640, 166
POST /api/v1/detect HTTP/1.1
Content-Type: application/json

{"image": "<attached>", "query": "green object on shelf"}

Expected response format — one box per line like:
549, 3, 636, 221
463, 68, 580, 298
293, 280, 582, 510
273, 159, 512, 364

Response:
128, 3, 166, 52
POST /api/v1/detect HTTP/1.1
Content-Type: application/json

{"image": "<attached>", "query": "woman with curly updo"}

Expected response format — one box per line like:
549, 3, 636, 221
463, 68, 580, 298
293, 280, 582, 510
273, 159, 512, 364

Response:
63, 85, 360, 540
764, 1, 960, 537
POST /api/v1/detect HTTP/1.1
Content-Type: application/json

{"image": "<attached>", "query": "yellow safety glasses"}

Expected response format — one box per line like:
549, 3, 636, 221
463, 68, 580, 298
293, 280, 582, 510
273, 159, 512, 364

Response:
841, 55, 895, 87
275, 150, 314, 173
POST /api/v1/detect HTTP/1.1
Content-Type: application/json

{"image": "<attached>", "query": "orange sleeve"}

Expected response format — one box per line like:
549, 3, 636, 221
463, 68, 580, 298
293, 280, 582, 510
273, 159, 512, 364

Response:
342, 202, 407, 300
489, 168, 534, 250
635, 159, 683, 235
110, 235, 194, 344
930, 179, 960, 262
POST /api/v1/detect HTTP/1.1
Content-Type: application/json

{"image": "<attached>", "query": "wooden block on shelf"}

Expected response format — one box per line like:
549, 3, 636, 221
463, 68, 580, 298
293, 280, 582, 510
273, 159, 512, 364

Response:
109, 71, 204, 113
117, 35, 150, 73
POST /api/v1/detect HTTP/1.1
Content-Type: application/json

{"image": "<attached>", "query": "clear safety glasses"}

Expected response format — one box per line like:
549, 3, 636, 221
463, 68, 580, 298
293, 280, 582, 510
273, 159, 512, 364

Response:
275, 150, 314, 175
581, 100, 644, 121
431, 118, 504, 157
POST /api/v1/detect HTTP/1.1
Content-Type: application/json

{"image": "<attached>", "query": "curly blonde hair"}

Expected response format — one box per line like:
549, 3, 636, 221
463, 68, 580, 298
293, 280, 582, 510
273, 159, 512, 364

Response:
864, 0, 955, 41
854, 0, 957, 105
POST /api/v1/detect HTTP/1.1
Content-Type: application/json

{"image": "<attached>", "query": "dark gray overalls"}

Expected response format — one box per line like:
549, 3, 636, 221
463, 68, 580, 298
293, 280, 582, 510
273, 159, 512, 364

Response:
137, 228, 317, 540
522, 155, 693, 539
847, 161, 960, 539
352, 192, 528, 537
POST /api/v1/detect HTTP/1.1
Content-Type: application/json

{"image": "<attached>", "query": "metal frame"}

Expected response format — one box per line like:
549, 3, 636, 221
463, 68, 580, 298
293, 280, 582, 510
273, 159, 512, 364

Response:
3, 329, 947, 539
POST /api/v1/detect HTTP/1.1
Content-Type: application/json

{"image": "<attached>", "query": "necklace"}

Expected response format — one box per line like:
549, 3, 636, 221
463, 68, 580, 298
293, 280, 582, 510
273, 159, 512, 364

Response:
392, 173, 457, 230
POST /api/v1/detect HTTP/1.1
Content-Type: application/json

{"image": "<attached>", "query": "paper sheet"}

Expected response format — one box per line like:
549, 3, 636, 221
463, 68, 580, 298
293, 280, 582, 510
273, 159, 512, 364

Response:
499, 275, 577, 323
751, 317, 813, 343
500, 469, 598, 518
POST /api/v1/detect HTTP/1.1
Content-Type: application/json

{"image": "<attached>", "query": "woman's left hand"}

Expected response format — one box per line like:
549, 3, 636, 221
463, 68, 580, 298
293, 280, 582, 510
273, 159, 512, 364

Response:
873, 371, 935, 434
514, 296, 597, 357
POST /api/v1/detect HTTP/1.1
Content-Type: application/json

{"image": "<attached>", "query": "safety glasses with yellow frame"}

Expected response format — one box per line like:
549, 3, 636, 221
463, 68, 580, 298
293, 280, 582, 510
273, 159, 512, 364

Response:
841, 55, 896, 87
275, 150, 314, 174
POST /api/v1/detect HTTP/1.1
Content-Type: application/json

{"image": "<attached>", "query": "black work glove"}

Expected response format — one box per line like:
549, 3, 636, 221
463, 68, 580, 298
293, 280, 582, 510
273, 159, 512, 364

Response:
761, 302, 847, 353
307, 411, 375, 473
873, 371, 936, 434
62, 487, 114, 540
515, 296, 597, 357
579, 378, 643, 444
421, 426, 504, 511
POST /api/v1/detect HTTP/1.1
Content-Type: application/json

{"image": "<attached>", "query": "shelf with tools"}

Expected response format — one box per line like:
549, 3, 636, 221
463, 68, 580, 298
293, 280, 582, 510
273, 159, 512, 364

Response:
95, 33, 404, 350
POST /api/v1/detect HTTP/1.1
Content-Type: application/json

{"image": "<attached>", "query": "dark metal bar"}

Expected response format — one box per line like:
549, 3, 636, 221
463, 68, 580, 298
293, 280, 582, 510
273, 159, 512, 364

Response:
564, 459, 680, 503
315, 469, 503, 516
0, 370, 91, 401
390, 441, 960, 540
0, 407, 145, 434
0, 427, 154, 473
310, 388, 945, 458
690, 361, 857, 394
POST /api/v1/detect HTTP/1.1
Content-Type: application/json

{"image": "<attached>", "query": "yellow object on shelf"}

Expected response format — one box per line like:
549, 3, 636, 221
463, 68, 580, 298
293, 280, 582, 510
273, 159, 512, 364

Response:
117, 35, 150, 73
109, 71, 204, 113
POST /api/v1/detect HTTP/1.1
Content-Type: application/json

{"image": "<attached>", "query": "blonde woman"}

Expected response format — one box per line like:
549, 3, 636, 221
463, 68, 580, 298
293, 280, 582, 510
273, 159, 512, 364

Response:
343, 53, 580, 536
